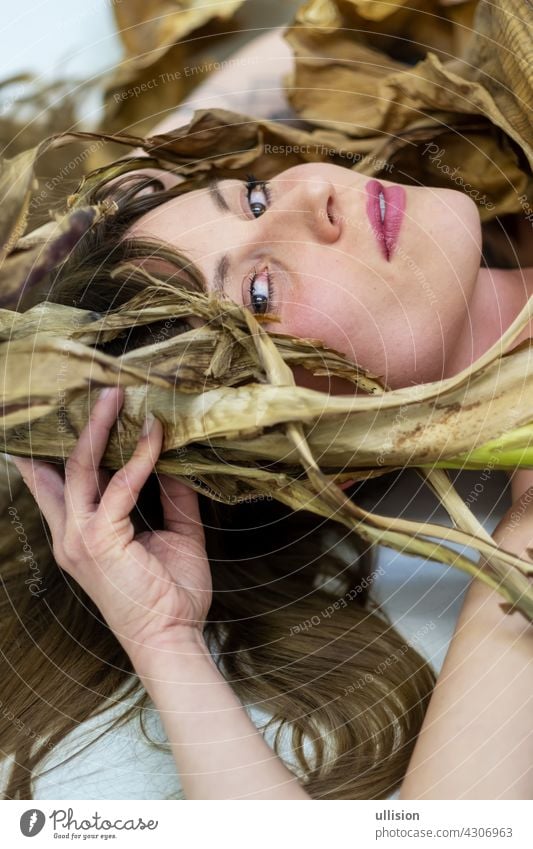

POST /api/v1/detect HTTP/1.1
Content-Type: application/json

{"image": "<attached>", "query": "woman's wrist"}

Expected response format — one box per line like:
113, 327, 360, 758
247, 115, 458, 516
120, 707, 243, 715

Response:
130, 627, 213, 686
127, 626, 310, 800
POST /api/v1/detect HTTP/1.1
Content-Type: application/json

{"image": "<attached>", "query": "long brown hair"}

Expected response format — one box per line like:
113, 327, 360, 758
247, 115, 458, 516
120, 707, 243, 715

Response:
0, 169, 436, 799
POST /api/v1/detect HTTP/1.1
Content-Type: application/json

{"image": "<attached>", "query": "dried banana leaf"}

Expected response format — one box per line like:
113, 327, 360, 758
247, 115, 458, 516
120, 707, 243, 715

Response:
297, 0, 478, 57
120, 1, 245, 63
102, 0, 246, 135
284, 0, 533, 220
0, 75, 100, 231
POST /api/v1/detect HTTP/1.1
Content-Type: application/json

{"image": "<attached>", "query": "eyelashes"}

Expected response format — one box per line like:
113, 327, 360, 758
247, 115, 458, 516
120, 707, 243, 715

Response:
242, 174, 279, 319
245, 173, 272, 218
245, 265, 278, 317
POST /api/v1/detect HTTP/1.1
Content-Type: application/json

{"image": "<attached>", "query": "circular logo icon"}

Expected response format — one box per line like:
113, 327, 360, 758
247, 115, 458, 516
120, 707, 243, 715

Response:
20, 809, 46, 837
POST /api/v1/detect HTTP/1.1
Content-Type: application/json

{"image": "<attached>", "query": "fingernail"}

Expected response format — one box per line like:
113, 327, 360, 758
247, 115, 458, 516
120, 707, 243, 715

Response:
99, 387, 115, 400
141, 413, 156, 438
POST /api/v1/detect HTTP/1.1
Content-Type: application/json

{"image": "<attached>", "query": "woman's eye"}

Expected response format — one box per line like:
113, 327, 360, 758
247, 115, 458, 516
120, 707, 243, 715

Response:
246, 266, 274, 315
245, 174, 272, 218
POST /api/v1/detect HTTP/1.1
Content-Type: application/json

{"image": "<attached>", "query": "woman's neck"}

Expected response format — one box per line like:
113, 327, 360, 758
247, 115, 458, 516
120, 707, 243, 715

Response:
443, 266, 533, 378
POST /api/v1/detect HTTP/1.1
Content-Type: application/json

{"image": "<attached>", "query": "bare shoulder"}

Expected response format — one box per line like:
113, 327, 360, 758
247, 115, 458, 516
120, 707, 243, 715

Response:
492, 468, 533, 557
510, 468, 533, 502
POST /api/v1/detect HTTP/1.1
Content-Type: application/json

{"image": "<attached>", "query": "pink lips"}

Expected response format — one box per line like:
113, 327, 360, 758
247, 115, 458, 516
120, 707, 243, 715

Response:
365, 180, 406, 261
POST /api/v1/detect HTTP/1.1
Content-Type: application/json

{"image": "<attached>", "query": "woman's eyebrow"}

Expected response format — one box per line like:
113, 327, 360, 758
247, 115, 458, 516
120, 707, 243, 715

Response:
208, 177, 231, 213
213, 253, 230, 295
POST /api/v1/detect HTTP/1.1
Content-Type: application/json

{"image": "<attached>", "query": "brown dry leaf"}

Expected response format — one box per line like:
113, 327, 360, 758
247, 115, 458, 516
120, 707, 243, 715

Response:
114, 0, 245, 66
0, 134, 93, 273
0, 203, 115, 309
459, 0, 533, 163
284, 0, 532, 220
0, 76, 104, 231
0, 333, 168, 431
295, 0, 478, 61
102, 0, 246, 135
101, 45, 204, 138
0, 149, 40, 265
342, 0, 416, 22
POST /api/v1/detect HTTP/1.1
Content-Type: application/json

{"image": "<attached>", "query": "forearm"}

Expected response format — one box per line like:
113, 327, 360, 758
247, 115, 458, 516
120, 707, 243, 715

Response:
134, 632, 310, 800
399, 573, 533, 799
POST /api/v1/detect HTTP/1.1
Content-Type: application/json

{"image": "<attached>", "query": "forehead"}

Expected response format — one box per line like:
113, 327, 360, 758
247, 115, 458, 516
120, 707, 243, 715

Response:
125, 183, 231, 258
122, 182, 245, 299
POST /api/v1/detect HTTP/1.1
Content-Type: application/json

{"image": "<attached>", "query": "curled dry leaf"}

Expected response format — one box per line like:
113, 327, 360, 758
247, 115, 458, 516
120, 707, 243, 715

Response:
102, 0, 246, 135
284, 0, 532, 220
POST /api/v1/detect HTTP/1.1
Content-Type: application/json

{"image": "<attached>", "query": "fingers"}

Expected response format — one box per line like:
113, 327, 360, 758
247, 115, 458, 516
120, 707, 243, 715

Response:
98, 413, 164, 525
338, 478, 356, 491
10, 455, 66, 535
10, 399, 202, 556
158, 474, 206, 545
64, 387, 124, 518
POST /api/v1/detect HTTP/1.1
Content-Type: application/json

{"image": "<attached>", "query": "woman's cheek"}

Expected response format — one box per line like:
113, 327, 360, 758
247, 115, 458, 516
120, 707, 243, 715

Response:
285, 300, 351, 356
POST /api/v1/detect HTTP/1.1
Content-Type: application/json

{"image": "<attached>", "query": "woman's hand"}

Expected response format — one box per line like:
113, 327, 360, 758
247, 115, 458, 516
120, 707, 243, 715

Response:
10, 387, 212, 665
10, 389, 312, 799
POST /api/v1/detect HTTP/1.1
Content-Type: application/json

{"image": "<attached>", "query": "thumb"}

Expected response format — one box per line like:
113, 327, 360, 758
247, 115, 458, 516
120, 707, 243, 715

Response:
158, 474, 206, 545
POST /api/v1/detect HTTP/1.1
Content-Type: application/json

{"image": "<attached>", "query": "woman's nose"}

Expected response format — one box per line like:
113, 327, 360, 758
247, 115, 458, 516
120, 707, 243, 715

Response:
265, 178, 342, 244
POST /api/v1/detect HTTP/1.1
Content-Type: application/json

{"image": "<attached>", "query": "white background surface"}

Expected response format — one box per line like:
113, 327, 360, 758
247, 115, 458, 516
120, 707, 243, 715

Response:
0, 0, 123, 129
0, 0, 121, 85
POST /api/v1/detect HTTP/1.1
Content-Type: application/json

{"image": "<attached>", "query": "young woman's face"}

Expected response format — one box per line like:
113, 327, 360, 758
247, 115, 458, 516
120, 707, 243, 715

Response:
125, 163, 482, 390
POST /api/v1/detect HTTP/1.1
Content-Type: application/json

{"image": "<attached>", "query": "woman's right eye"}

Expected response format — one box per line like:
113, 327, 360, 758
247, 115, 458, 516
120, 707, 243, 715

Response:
244, 265, 278, 317
245, 174, 272, 218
